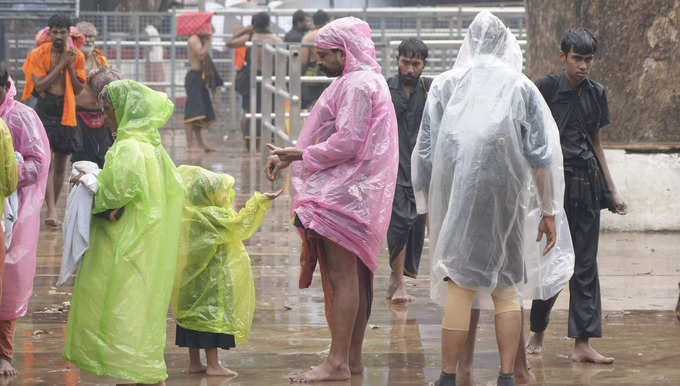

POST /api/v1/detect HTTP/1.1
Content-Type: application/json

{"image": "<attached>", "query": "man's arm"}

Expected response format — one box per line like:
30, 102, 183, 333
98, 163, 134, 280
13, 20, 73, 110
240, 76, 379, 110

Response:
300, 31, 315, 73
67, 57, 84, 94
226, 25, 253, 48
188, 35, 211, 60
32, 49, 73, 94
591, 131, 627, 213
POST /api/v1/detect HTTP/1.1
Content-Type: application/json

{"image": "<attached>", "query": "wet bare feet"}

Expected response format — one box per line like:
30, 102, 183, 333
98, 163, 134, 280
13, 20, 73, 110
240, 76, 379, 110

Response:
0, 358, 16, 376
188, 364, 207, 374
202, 146, 216, 153
206, 363, 237, 377
570, 340, 614, 364
515, 368, 534, 385
387, 275, 414, 304
44, 217, 62, 228
456, 370, 474, 386
526, 331, 544, 354
349, 360, 363, 375
289, 361, 351, 383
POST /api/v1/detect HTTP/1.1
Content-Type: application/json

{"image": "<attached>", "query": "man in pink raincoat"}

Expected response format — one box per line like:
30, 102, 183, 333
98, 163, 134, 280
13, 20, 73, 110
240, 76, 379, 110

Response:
0, 64, 50, 377
266, 17, 398, 383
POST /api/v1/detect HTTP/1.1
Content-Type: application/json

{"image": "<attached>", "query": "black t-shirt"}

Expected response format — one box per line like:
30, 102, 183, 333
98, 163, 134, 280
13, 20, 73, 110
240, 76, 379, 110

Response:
387, 75, 432, 187
284, 28, 306, 43
535, 73, 611, 162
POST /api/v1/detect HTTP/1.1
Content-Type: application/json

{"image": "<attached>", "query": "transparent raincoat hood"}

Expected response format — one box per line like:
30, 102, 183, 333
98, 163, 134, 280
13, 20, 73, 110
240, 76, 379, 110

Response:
64, 80, 184, 383
291, 17, 398, 273
172, 166, 271, 343
0, 77, 50, 320
411, 11, 574, 304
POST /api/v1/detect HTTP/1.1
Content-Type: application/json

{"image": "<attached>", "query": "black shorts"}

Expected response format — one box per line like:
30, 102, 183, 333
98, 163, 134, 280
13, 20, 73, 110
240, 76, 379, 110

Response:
35, 92, 82, 154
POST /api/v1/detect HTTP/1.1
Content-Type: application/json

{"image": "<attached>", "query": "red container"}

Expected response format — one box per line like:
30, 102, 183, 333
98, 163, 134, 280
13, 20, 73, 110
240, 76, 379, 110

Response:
177, 12, 213, 37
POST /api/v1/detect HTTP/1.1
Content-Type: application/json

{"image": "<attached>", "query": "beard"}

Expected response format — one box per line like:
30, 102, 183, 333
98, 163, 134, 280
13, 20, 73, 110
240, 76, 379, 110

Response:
398, 71, 419, 87
81, 44, 94, 55
52, 38, 65, 51
318, 64, 342, 77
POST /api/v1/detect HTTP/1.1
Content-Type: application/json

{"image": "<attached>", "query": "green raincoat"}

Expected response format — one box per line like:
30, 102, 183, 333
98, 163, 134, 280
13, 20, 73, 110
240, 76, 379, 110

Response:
0, 118, 17, 215
172, 165, 270, 343
63, 80, 184, 383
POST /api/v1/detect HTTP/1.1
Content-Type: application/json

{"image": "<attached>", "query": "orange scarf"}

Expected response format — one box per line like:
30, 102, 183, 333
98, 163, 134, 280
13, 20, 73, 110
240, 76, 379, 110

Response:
22, 42, 86, 127
92, 49, 108, 67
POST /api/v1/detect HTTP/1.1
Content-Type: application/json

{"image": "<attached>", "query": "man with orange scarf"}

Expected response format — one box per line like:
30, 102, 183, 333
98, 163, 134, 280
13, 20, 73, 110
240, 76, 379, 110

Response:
22, 14, 85, 227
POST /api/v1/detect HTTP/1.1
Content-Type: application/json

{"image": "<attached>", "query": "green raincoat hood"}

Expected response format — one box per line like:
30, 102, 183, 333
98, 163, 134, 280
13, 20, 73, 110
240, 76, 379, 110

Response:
107, 79, 173, 145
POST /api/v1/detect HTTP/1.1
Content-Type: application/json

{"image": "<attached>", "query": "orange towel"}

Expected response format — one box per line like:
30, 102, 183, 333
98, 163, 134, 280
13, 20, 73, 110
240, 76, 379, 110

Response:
92, 48, 108, 68
22, 42, 86, 127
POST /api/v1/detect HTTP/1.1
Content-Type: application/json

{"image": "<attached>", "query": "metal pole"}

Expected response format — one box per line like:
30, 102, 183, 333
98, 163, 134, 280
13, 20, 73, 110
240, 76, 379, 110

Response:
116, 38, 122, 70
274, 45, 285, 148
261, 43, 272, 165
230, 47, 238, 132
289, 45, 301, 144
103, 15, 108, 59
170, 11, 177, 145
134, 15, 140, 81
248, 41, 257, 156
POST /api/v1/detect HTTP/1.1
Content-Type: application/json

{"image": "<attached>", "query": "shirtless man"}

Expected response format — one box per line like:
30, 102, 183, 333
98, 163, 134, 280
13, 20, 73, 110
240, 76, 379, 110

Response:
22, 14, 85, 227
300, 10, 330, 109
227, 12, 282, 147
184, 27, 216, 152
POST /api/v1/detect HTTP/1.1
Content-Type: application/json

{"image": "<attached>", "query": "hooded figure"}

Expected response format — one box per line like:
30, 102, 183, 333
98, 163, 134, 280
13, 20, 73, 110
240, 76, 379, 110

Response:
412, 11, 574, 304
172, 165, 271, 342
290, 16, 398, 274
0, 77, 50, 319
63, 80, 184, 384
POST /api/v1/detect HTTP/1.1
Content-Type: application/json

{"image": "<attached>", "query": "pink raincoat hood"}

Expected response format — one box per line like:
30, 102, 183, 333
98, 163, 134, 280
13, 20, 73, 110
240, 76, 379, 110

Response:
291, 17, 398, 273
0, 77, 50, 319
314, 17, 382, 75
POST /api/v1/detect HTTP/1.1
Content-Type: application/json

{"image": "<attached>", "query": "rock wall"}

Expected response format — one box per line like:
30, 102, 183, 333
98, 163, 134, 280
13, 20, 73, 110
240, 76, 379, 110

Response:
524, 0, 680, 142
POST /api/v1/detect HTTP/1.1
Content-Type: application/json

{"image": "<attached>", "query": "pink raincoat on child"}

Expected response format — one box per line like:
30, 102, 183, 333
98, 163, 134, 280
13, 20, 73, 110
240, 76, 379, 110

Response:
0, 78, 50, 320
290, 17, 398, 273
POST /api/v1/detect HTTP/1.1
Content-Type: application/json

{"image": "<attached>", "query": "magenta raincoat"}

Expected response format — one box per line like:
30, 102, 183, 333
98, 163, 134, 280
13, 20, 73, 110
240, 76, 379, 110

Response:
290, 17, 398, 273
0, 78, 50, 320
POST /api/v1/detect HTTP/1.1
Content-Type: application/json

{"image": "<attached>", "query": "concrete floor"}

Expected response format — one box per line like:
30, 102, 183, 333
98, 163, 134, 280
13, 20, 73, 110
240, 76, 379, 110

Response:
6, 130, 680, 385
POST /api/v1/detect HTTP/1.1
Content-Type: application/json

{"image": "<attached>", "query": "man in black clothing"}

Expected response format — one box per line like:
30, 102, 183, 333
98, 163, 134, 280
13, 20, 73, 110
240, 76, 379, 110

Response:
284, 9, 310, 43
527, 27, 627, 364
385, 38, 431, 304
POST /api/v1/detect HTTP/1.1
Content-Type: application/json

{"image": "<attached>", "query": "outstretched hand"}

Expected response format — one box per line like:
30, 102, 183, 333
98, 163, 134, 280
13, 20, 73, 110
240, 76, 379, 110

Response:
536, 215, 556, 256
264, 189, 283, 200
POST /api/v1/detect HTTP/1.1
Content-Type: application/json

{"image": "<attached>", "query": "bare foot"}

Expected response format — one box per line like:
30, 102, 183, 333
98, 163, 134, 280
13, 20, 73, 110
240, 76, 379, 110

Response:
202, 146, 216, 153
515, 368, 534, 385
289, 361, 351, 383
349, 361, 363, 375
0, 358, 16, 376
526, 331, 544, 354
456, 370, 474, 386
206, 363, 237, 377
44, 217, 62, 228
188, 364, 207, 374
186, 147, 201, 153
570, 340, 614, 364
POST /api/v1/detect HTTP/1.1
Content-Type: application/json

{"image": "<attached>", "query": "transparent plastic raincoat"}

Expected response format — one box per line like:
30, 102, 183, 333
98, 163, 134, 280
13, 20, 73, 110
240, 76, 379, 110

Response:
290, 17, 398, 273
0, 77, 50, 320
411, 11, 574, 305
63, 80, 184, 383
172, 166, 270, 342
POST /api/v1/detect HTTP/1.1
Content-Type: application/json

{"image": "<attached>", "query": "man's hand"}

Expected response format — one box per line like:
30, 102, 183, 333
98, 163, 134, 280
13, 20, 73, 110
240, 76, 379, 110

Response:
267, 143, 303, 163
265, 155, 290, 181
69, 172, 84, 185
612, 192, 628, 215
60, 47, 77, 67
264, 189, 283, 200
536, 215, 556, 256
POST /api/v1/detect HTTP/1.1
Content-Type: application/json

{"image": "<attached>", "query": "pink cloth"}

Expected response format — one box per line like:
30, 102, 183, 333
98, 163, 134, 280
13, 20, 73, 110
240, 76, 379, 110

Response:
290, 17, 398, 273
0, 78, 50, 320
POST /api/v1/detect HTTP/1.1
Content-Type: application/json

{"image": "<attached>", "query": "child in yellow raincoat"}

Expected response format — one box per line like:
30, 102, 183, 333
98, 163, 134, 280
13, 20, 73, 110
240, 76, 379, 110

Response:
173, 165, 281, 376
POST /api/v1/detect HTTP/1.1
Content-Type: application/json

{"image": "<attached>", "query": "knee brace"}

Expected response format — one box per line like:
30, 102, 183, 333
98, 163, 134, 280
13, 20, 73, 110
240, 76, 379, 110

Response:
491, 286, 521, 315
442, 281, 477, 331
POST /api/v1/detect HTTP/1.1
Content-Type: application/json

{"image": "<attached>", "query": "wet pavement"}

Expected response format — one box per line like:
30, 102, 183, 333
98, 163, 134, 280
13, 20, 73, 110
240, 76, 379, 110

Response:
6, 130, 680, 385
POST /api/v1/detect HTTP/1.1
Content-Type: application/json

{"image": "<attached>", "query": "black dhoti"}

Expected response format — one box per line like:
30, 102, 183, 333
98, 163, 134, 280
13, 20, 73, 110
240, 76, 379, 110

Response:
175, 324, 235, 350
184, 70, 215, 127
387, 184, 427, 278
530, 158, 604, 338
36, 92, 82, 154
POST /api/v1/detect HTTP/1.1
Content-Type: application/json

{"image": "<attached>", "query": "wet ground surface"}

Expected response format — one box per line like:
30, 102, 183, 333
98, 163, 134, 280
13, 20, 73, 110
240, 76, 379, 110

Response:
5, 130, 680, 385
